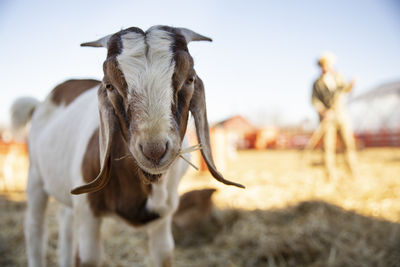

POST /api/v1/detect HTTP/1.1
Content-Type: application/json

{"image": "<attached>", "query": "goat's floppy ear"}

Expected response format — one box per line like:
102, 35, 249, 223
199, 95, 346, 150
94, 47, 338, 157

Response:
80, 34, 111, 48
71, 86, 116, 194
189, 76, 245, 189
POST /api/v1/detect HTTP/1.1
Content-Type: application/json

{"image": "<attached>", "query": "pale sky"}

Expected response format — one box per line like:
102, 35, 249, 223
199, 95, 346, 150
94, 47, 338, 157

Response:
1, 0, 399, 127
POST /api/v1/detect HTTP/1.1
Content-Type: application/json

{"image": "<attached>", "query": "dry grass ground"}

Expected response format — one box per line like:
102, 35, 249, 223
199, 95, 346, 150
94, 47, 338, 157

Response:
1, 148, 400, 266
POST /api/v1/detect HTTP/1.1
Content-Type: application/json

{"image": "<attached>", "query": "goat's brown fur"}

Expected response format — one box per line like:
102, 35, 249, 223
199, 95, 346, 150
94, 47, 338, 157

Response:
51, 79, 100, 106
81, 129, 159, 226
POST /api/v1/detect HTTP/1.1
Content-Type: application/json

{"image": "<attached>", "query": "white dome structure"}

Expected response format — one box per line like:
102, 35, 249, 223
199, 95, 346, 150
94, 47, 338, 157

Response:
349, 81, 400, 133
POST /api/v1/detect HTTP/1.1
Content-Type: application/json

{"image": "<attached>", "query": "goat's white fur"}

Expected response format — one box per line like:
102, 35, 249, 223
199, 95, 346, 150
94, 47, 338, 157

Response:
13, 26, 205, 267
147, 137, 189, 217
72, 194, 103, 266
25, 164, 48, 267
29, 89, 99, 206
17, 82, 189, 266
118, 30, 175, 137
117, 29, 181, 176
57, 206, 73, 267
10, 97, 40, 140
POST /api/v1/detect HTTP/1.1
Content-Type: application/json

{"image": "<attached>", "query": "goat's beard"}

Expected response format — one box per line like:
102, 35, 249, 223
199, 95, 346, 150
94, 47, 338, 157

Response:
126, 134, 183, 183
140, 170, 163, 184
131, 156, 167, 184
128, 152, 174, 184
128, 143, 181, 181
115, 150, 167, 184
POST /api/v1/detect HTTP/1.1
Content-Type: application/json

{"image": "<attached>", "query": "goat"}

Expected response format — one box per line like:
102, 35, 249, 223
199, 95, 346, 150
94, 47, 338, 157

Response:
11, 25, 244, 267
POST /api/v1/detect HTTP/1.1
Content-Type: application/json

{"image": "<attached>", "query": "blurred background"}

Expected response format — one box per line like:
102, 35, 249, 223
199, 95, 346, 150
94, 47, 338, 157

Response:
1, 1, 400, 266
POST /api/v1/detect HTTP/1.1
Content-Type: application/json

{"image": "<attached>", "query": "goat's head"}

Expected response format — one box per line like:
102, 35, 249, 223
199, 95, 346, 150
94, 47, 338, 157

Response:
71, 26, 244, 195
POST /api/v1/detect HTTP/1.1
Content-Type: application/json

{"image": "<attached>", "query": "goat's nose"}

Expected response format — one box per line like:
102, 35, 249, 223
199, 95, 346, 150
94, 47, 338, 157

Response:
140, 142, 168, 164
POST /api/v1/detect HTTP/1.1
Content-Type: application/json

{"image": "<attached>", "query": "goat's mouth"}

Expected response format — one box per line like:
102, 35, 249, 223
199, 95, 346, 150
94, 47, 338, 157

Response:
126, 138, 182, 183
129, 144, 181, 179
136, 158, 174, 177
140, 170, 163, 183
116, 150, 173, 183
131, 155, 177, 183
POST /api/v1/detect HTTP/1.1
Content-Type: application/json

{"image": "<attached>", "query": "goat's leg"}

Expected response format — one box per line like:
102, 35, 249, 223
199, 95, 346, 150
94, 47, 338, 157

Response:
147, 216, 174, 267
73, 199, 102, 266
25, 166, 48, 267
58, 205, 73, 267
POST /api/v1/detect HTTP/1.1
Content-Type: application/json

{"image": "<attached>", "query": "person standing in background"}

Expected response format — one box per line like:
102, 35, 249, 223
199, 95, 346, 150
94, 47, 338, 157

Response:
312, 52, 358, 180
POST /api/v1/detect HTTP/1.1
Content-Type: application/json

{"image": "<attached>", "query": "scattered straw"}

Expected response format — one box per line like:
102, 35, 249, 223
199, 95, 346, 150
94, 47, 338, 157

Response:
178, 144, 202, 171
114, 154, 133, 161
114, 144, 202, 171
2, 148, 399, 266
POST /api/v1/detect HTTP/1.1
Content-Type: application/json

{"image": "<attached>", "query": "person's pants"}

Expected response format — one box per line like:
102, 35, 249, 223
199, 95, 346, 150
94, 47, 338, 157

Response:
323, 115, 357, 178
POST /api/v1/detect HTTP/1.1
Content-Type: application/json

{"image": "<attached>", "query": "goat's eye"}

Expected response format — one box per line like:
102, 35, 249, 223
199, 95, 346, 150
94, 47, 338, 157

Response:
105, 84, 113, 90
186, 77, 195, 85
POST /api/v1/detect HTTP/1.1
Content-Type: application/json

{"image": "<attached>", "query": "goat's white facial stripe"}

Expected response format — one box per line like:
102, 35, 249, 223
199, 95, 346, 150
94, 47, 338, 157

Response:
117, 29, 175, 134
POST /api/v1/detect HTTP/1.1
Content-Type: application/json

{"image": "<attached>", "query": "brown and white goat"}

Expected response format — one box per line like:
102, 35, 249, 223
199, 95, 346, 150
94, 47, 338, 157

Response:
11, 26, 244, 267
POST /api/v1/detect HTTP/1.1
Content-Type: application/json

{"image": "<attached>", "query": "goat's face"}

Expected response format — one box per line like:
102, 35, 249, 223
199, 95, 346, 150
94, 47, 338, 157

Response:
71, 26, 244, 195
101, 27, 197, 179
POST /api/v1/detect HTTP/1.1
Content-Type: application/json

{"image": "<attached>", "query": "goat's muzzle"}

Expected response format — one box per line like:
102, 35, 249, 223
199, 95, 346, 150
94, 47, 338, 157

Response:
139, 141, 168, 165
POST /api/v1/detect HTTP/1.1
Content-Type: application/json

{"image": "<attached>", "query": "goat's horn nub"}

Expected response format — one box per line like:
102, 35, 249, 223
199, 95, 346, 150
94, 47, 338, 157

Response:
80, 34, 111, 48
176, 28, 212, 43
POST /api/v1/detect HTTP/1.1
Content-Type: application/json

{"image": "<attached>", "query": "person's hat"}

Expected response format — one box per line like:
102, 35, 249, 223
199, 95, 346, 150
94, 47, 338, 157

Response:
317, 52, 336, 67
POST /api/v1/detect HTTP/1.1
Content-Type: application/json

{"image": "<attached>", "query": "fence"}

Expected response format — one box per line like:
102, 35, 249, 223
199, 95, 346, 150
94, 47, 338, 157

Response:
355, 130, 400, 148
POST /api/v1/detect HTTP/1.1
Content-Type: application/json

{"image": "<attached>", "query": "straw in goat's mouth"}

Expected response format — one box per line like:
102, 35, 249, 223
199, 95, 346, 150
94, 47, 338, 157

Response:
114, 154, 132, 161
178, 144, 202, 171
114, 144, 202, 171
